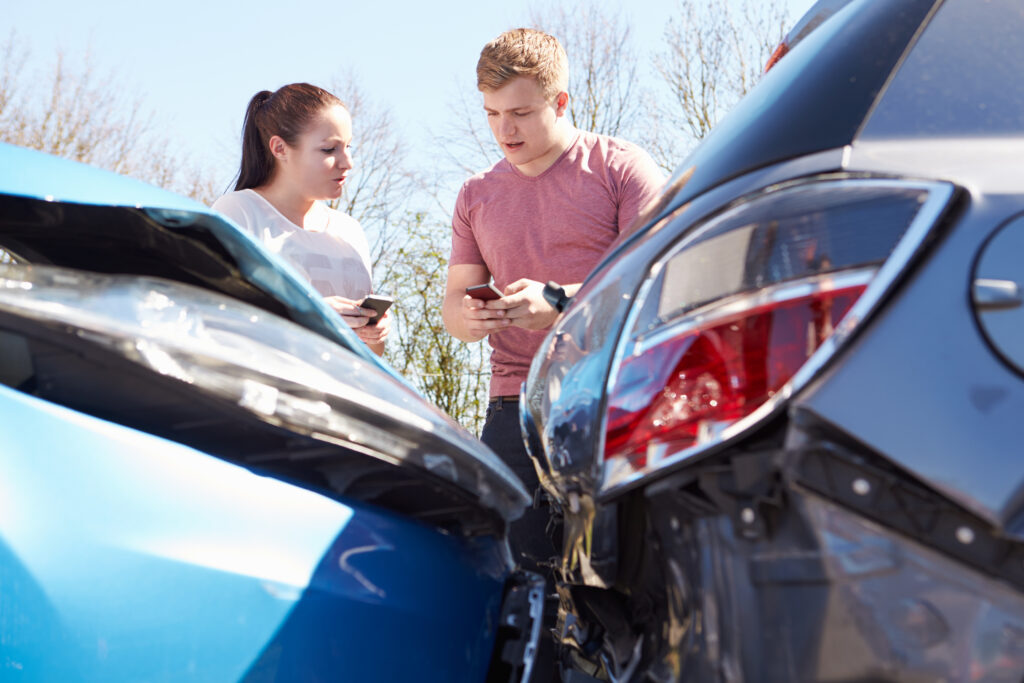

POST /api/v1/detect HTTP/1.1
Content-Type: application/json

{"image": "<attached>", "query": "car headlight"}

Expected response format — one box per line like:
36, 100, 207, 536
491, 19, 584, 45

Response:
0, 265, 530, 522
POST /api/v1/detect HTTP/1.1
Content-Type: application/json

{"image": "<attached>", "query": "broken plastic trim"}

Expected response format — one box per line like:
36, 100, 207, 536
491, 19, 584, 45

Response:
487, 571, 545, 683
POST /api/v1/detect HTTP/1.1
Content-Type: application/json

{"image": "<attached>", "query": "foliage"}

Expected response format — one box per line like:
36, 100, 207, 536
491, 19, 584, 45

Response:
380, 213, 491, 434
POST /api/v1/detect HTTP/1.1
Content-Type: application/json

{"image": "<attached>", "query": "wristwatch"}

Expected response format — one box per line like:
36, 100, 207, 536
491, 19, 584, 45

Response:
542, 281, 570, 313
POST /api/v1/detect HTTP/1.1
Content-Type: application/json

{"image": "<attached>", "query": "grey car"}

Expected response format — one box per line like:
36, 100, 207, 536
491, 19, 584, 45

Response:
522, 0, 1024, 680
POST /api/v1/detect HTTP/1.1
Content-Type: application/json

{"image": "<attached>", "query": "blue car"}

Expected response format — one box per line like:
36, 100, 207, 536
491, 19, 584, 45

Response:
0, 142, 540, 682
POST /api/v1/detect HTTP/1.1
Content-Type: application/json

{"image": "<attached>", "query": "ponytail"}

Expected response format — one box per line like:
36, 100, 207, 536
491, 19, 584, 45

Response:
232, 84, 344, 191
235, 91, 273, 190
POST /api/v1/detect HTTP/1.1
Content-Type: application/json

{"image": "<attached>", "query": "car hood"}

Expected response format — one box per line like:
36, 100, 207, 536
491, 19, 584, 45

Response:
0, 144, 530, 528
0, 263, 530, 528
0, 142, 379, 368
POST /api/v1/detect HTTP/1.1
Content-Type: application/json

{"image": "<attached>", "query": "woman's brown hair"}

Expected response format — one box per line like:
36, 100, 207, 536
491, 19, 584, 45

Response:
234, 83, 344, 191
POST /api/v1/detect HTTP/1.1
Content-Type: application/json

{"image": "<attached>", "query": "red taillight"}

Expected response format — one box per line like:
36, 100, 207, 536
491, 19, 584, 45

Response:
764, 41, 789, 73
606, 285, 865, 469
548, 178, 957, 496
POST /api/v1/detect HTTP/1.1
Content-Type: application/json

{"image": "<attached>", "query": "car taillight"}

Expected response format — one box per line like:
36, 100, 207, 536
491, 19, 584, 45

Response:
602, 178, 954, 493
764, 41, 789, 72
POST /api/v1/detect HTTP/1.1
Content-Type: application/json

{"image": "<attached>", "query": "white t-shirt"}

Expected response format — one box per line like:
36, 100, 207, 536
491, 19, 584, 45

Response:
213, 189, 373, 300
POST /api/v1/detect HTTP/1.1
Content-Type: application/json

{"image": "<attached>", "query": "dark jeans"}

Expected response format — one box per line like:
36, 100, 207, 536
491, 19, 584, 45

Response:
481, 397, 560, 575
481, 396, 561, 683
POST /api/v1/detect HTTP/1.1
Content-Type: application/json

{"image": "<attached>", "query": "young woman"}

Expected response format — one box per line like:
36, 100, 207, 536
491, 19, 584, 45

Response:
213, 83, 389, 356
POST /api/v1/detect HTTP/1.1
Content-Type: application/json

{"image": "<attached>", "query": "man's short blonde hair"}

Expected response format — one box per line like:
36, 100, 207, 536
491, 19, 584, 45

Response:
476, 28, 569, 100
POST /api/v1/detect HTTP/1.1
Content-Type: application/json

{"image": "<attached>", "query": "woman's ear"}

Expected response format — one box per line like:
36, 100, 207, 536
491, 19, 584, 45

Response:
267, 135, 288, 161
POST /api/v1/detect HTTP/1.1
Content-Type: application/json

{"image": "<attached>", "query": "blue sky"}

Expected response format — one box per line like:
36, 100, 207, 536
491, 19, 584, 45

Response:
7, 0, 813, 194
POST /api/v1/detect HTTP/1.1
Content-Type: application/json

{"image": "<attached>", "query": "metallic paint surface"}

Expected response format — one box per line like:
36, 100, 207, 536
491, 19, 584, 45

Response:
0, 384, 507, 681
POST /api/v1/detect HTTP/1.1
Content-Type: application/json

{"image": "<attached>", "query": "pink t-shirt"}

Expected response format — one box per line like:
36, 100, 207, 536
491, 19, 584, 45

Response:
451, 130, 665, 397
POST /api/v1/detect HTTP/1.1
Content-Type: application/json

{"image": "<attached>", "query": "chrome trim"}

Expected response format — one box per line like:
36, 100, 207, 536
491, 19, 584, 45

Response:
631, 267, 877, 357
519, 382, 537, 460
973, 278, 1022, 311
600, 178, 956, 496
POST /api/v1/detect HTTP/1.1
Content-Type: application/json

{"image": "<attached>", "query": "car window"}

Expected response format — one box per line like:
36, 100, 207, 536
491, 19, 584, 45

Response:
860, 0, 1024, 140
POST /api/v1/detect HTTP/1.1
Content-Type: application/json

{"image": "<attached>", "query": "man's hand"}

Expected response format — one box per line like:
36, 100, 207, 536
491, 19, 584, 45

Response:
461, 294, 511, 337
489, 279, 561, 331
444, 264, 509, 343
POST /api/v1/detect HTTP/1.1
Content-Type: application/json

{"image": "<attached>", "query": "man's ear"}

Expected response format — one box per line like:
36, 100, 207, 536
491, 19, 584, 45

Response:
267, 135, 288, 161
554, 91, 569, 117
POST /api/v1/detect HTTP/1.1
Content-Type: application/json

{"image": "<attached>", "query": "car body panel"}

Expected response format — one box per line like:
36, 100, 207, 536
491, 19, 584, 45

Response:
522, 0, 1024, 679
0, 384, 507, 681
0, 141, 206, 212
794, 189, 1024, 526
0, 141, 381, 369
0, 141, 536, 677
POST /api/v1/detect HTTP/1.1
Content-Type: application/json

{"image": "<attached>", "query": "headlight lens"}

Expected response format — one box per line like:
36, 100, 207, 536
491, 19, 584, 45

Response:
602, 178, 954, 494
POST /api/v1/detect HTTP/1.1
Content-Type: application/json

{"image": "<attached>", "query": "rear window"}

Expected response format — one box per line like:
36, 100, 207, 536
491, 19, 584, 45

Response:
860, 0, 1024, 139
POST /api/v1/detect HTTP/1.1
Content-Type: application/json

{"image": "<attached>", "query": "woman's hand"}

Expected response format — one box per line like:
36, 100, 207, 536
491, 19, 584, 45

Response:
325, 296, 389, 356
325, 295, 374, 327
356, 310, 390, 345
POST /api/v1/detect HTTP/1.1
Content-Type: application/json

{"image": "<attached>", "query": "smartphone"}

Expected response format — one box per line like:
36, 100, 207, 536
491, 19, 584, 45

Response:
358, 294, 394, 325
465, 283, 503, 301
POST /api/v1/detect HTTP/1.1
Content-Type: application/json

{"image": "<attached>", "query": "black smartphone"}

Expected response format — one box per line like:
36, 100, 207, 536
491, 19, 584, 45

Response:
465, 283, 503, 301
358, 294, 394, 325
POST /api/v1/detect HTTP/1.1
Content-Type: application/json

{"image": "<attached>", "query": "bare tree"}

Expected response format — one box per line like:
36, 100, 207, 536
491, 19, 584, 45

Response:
327, 74, 421, 275
435, 84, 503, 180
651, 0, 789, 168
381, 212, 491, 433
529, 3, 646, 140
0, 33, 217, 204
325, 74, 491, 431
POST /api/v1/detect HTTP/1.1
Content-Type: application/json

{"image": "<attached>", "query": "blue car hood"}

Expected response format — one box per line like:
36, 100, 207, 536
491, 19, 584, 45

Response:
0, 143, 531, 527
0, 142, 378, 367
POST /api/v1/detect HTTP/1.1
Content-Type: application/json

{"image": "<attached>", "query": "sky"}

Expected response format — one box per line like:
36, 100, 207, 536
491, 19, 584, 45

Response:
6, 0, 814, 197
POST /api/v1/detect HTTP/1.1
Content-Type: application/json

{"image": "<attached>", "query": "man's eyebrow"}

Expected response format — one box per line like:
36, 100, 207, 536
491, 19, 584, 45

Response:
483, 105, 533, 112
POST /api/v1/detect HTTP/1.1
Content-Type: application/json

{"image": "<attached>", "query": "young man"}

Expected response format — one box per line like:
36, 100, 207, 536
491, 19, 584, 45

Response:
443, 28, 665, 574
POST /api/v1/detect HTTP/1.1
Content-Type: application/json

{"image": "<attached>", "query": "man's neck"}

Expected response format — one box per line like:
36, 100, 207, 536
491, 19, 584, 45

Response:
513, 125, 577, 177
